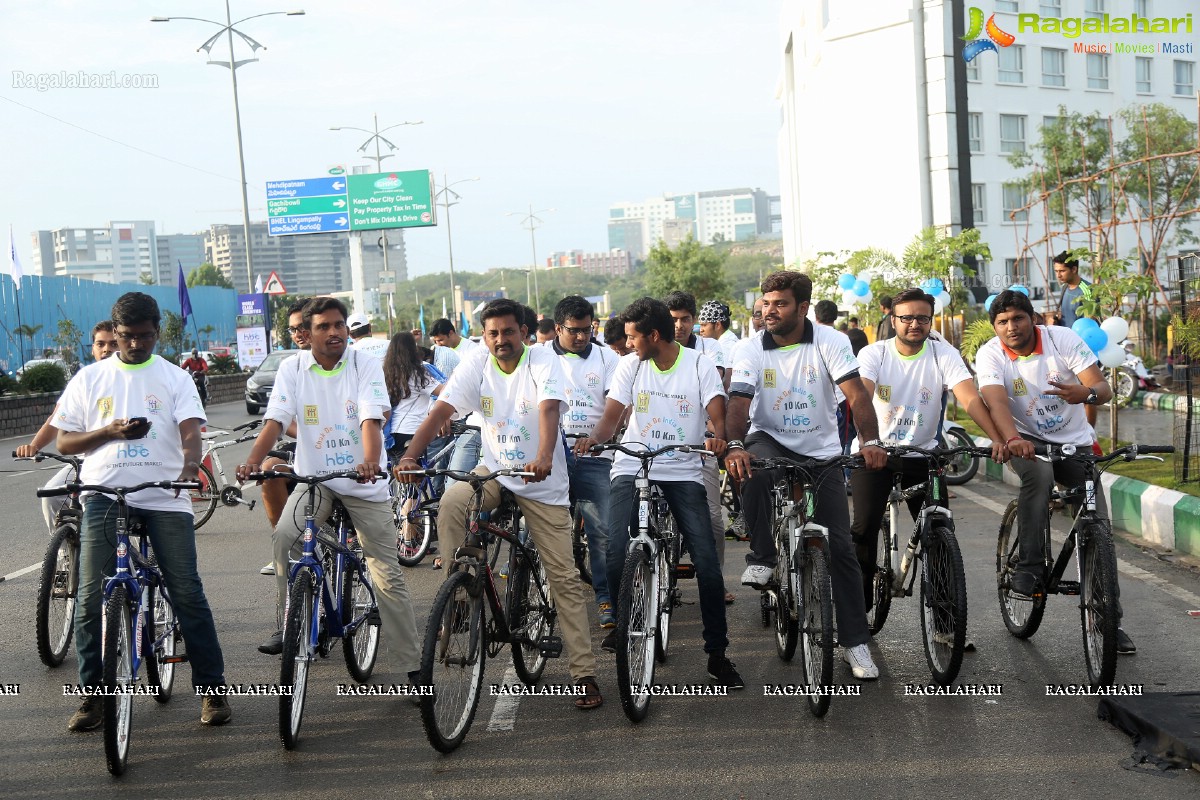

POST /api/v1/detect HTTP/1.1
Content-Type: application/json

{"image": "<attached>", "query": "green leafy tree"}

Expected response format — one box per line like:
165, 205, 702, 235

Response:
14, 323, 43, 365
209, 354, 240, 375
1075, 253, 1158, 320
644, 235, 730, 304
272, 295, 300, 349
159, 310, 187, 362
51, 318, 85, 368
187, 262, 234, 290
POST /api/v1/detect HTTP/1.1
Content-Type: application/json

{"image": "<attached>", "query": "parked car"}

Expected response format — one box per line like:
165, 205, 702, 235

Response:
16, 357, 73, 380
245, 349, 299, 414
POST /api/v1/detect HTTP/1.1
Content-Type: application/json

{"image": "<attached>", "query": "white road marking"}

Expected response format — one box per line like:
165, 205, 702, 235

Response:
487, 666, 521, 731
956, 484, 1200, 608
0, 562, 41, 583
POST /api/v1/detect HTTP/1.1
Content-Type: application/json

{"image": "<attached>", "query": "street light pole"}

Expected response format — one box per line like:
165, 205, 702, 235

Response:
434, 174, 479, 323
151, 5, 305, 294
507, 205, 554, 314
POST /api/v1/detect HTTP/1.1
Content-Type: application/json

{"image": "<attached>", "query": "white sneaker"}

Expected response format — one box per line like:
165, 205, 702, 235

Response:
843, 644, 880, 680
259, 563, 275, 576
740, 564, 773, 590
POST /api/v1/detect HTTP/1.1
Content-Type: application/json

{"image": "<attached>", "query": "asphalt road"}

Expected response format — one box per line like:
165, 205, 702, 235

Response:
1, 401, 1198, 797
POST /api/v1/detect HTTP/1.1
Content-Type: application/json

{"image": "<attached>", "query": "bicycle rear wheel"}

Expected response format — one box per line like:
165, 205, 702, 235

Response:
341, 555, 380, 682
1080, 524, 1119, 688
508, 552, 556, 685
654, 516, 680, 663
102, 587, 134, 776
394, 482, 435, 567
419, 569, 486, 753
996, 500, 1045, 638
616, 548, 657, 723
797, 542, 834, 718
144, 584, 177, 703
867, 515, 894, 636
919, 525, 968, 686
190, 464, 218, 530
36, 522, 78, 667
279, 569, 315, 750
940, 428, 979, 485
571, 507, 592, 586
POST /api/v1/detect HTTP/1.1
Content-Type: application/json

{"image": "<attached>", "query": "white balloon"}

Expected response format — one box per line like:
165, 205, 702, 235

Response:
1100, 316, 1129, 343
938, 290, 952, 306
842, 290, 857, 308
934, 293, 947, 313
859, 289, 873, 305
1098, 343, 1126, 368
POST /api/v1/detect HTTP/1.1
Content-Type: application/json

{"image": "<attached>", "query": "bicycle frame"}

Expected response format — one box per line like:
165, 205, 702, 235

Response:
104, 516, 174, 683
393, 436, 457, 521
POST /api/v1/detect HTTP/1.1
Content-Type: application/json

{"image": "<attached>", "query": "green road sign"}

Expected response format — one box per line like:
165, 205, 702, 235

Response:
267, 195, 349, 217
346, 170, 436, 231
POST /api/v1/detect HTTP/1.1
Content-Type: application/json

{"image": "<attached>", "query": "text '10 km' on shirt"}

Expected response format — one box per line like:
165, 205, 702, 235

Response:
437, 344, 571, 506
975, 325, 1097, 447
265, 349, 392, 501
608, 345, 724, 485
730, 321, 858, 459
55, 355, 205, 514
857, 338, 972, 451
536, 340, 619, 443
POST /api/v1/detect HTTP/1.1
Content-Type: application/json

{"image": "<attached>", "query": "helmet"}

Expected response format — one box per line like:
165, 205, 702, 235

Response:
346, 312, 370, 332
697, 300, 731, 325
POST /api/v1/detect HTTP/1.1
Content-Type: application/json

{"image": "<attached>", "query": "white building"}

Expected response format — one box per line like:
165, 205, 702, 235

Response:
33, 220, 159, 284
608, 187, 780, 259
777, 0, 1198, 305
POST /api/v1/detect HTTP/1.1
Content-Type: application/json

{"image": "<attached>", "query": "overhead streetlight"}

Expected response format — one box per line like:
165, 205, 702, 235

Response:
434, 174, 480, 322
152, 4, 305, 293
507, 205, 555, 314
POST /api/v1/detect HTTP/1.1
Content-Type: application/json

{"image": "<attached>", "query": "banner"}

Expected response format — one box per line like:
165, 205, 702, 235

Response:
235, 293, 270, 369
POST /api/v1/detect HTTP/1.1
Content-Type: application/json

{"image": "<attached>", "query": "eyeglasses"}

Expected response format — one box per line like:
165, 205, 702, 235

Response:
287, 326, 303, 334
560, 326, 591, 337
115, 331, 158, 344
894, 314, 933, 326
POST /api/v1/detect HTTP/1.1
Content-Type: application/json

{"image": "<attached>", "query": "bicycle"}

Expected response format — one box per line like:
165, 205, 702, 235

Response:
249, 468, 383, 750
191, 419, 263, 529
865, 443, 992, 685
38, 477, 199, 776
751, 454, 859, 718
938, 421, 980, 486
389, 434, 458, 567
14, 451, 83, 667
396, 466, 561, 753
996, 443, 1174, 688
587, 442, 706, 723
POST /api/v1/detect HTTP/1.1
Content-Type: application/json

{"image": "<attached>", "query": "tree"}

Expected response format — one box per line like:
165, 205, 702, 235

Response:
644, 235, 730, 304
159, 310, 187, 361
187, 262, 234, 290
14, 323, 43, 365
51, 318, 85, 367
139, 272, 156, 285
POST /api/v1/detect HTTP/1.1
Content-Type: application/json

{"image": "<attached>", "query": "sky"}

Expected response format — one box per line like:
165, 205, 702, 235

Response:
1, 1, 782, 281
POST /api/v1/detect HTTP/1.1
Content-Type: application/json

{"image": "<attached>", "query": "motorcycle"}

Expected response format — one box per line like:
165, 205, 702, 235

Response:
1111, 343, 1162, 408
189, 369, 210, 407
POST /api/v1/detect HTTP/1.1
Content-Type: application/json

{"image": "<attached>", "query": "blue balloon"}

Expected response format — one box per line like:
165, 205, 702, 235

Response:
1008, 284, 1030, 297
984, 294, 998, 311
1071, 317, 1100, 335
838, 273, 856, 291
852, 279, 870, 297
1081, 326, 1108, 354
923, 278, 944, 294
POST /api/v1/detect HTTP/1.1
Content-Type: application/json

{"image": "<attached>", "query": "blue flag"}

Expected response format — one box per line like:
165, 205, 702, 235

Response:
418, 304, 426, 338
177, 260, 193, 324
460, 311, 469, 337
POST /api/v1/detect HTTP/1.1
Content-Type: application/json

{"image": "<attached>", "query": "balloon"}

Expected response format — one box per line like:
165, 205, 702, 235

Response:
860, 289, 873, 305
1008, 284, 1030, 297
841, 290, 857, 308
1071, 317, 1100, 336
838, 273, 856, 291
923, 278, 944, 294
1098, 343, 1126, 368
937, 290, 952, 307
934, 293, 947, 313
984, 294, 998, 312
1081, 326, 1108, 354
1100, 316, 1129, 343
852, 279, 870, 297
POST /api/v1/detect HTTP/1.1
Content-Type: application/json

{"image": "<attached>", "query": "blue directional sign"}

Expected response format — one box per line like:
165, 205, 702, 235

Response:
266, 176, 351, 237
265, 177, 348, 200
266, 212, 350, 236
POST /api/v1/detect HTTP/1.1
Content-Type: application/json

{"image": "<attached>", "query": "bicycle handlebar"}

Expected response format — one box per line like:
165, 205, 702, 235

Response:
884, 443, 994, 460
586, 442, 713, 460
750, 454, 861, 472
1033, 443, 1174, 462
232, 419, 263, 432
12, 451, 83, 469
249, 469, 382, 483
393, 467, 536, 482
37, 479, 201, 499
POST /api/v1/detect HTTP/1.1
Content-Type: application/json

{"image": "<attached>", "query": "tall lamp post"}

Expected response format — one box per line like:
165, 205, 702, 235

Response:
434, 174, 479, 323
152, 4, 305, 294
330, 115, 423, 336
507, 205, 554, 314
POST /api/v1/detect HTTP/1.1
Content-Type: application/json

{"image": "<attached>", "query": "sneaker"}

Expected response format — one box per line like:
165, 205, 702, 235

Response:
200, 695, 232, 725
68, 697, 102, 732
843, 643, 880, 680
725, 512, 744, 540
258, 630, 283, 655
598, 602, 616, 629
706, 653, 745, 689
259, 563, 275, 576
740, 564, 773, 590
498, 561, 511, 579
1116, 628, 1136, 655
601, 629, 617, 653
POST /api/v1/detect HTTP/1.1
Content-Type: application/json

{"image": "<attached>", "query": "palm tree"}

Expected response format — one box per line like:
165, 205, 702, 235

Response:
14, 323, 43, 366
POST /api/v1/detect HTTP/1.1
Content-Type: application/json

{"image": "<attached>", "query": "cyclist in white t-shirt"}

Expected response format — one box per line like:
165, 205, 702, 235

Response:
398, 299, 604, 709
347, 313, 390, 361
724, 271, 888, 680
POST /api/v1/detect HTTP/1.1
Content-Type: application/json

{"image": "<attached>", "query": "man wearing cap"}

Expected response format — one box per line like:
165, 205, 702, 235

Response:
347, 313, 389, 361
699, 299, 739, 370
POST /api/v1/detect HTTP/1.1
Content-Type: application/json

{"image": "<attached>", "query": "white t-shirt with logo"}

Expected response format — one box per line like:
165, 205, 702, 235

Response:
450, 337, 485, 427
266, 348, 392, 500
536, 341, 619, 441
437, 344, 570, 505
717, 329, 739, 367
608, 346, 725, 484
730, 321, 859, 458
684, 334, 725, 370
352, 336, 389, 361
857, 338, 972, 450
55, 355, 206, 513
976, 325, 1097, 446
389, 372, 442, 436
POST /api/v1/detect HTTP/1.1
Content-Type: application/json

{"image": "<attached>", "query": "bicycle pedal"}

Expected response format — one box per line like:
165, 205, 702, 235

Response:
674, 563, 696, 580
537, 636, 563, 658
366, 609, 382, 626
161, 654, 189, 664
1057, 581, 1079, 596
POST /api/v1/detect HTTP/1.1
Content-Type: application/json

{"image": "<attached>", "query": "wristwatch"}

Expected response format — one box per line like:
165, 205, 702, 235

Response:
862, 439, 885, 449
726, 440, 745, 450
1083, 388, 1099, 405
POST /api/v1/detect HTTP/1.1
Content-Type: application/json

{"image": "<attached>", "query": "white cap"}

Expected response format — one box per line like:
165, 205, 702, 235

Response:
347, 312, 370, 331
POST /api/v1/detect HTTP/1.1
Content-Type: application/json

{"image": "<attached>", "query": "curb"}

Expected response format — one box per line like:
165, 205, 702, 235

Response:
1130, 390, 1200, 414
975, 436, 1197, 558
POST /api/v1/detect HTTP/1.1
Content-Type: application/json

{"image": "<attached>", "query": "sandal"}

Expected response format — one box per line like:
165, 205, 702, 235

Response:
724, 592, 736, 605
432, 557, 443, 570
574, 676, 603, 710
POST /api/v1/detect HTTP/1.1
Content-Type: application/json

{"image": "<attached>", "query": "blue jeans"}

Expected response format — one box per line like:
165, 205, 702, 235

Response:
607, 476, 728, 654
76, 496, 225, 689
570, 457, 612, 606
446, 428, 482, 488
426, 433, 453, 496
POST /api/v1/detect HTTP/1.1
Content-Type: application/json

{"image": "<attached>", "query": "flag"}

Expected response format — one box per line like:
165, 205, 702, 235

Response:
460, 311, 469, 336
7, 224, 23, 291
418, 304, 426, 338
177, 261, 193, 324
441, 297, 447, 319
253, 274, 263, 294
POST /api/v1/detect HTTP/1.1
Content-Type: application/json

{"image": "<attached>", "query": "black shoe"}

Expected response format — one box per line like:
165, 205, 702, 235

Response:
1116, 628, 1136, 654
68, 697, 102, 732
1008, 568, 1038, 597
258, 630, 283, 655
200, 695, 232, 725
407, 670, 425, 706
601, 629, 617, 653
707, 653, 745, 689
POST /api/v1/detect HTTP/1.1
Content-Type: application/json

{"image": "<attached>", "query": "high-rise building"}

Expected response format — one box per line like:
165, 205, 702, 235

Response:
32, 221, 159, 283
608, 188, 780, 259
156, 233, 207, 286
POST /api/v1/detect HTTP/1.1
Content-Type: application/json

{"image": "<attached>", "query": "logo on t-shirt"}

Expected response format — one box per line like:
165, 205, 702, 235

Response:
876, 384, 891, 403
918, 387, 933, 405
635, 392, 650, 413
304, 405, 319, 425
677, 398, 694, 417
481, 396, 494, 417
586, 371, 600, 389
97, 396, 113, 417
145, 395, 163, 415
1013, 378, 1027, 397
763, 369, 776, 388
345, 400, 358, 420
803, 365, 819, 384
517, 398, 534, 417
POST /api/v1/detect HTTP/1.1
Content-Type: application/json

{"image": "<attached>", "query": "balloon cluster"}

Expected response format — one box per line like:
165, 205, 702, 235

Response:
837, 273, 872, 306
1073, 316, 1129, 368
920, 278, 953, 313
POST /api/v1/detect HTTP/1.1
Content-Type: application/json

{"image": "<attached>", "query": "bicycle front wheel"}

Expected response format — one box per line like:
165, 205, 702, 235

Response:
102, 587, 135, 776
144, 585, 177, 703
772, 519, 798, 661
996, 500, 1045, 638
654, 516, 680, 663
571, 507, 592, 586
798, 542, 834, 718
1080, 524, 1119, 688
341, 557, 380, 682
616, 548, 657, 723
279, 569, 316, 750
941, 428, 979, 485
919, 525, 968, 686
508, 553, 556, 685
419, 569, 486, 753
190, 464, 218, 530
394, 482, 435, 567
36, 522, 78, 667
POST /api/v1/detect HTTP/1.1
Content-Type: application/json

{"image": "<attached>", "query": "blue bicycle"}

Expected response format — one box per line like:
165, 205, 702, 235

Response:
390, 435, 458, 567
38, 477, 198, 776
251, 468, 382, 750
